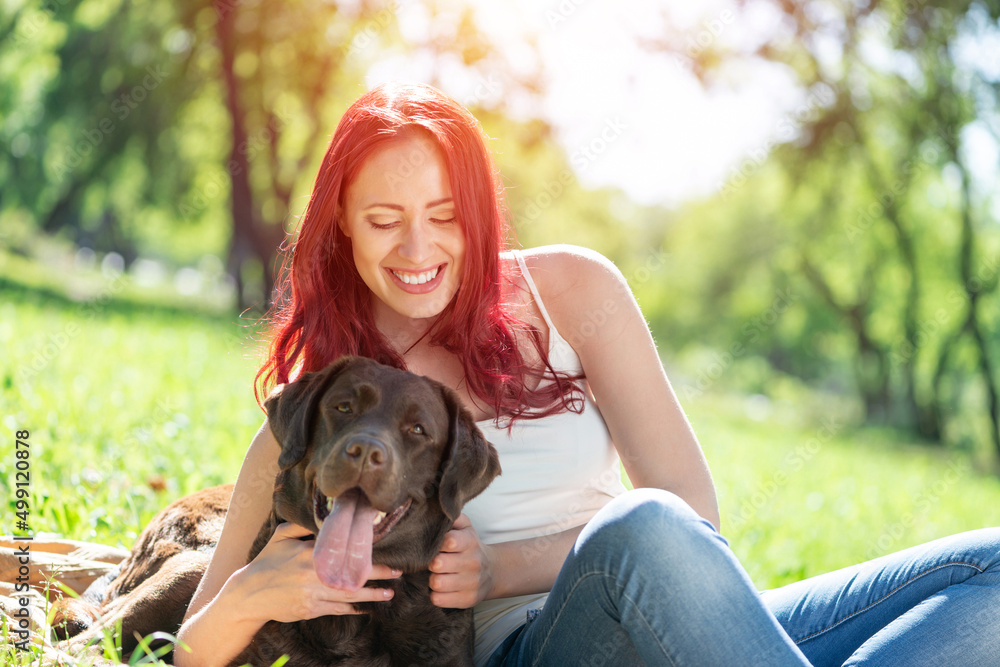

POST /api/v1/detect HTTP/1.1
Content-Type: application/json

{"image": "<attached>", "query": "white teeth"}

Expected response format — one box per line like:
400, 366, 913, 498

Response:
326, 496, 334, 512
392, 267, 440, 285
373, 511, 387, 525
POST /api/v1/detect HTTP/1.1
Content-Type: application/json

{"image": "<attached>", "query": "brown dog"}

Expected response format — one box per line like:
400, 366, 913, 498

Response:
53, 356, 501, 666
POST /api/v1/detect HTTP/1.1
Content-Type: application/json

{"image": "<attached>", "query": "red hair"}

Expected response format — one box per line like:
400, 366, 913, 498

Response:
256, 82, 582, 425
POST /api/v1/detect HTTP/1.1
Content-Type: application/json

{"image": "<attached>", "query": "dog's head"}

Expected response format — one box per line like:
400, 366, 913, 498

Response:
264, 356, 501, 590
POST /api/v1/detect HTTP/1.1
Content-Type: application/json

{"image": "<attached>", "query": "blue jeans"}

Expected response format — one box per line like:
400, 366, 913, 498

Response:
485, 488, 1000, 666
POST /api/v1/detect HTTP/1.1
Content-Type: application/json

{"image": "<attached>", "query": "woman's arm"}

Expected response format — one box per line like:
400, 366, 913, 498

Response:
183, 421, 280, 625
175, 421, 399, 667
430, 245, 720, 610
174, 421, 280, 666
527, 245, 721, 530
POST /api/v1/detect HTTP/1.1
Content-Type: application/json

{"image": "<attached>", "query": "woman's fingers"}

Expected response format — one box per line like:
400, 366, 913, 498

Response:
428, 516, 491, 609
320, 583, 396, 603
428, 570, 469, 594
428, 573, 478, 609
439, 514, 473, 552
369, 564, 403, 580
244, 522, 402, 620
450, 513, 472, 531
272, 521, 315, 538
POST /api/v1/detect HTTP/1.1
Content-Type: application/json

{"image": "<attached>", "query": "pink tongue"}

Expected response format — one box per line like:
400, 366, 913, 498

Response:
314, 489, 378, 591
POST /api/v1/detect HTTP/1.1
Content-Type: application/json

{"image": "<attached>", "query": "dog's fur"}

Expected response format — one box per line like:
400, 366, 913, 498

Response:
53, 356, 501, 666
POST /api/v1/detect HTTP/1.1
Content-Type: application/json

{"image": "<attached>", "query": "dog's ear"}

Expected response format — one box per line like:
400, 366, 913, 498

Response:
436, 386, 501, 521
265, 356, 356, 470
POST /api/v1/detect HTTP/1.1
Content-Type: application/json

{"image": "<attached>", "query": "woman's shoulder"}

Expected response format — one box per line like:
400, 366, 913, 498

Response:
509, 243, 614, 269
506, 245, 632, 341
506, 244, 624, 291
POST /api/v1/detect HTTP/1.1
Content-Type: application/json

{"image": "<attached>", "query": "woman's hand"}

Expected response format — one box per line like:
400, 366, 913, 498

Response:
428, 514, 495, 609
232, 521, 401, 624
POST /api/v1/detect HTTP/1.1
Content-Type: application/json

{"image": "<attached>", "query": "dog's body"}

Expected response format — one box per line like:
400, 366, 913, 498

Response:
54, 357, 501, 666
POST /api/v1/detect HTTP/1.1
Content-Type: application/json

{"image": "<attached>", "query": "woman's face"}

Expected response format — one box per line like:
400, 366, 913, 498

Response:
340, 134, 465, 325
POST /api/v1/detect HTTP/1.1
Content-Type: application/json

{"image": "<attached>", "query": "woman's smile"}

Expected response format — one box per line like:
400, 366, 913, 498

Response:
386, 263, 445, 293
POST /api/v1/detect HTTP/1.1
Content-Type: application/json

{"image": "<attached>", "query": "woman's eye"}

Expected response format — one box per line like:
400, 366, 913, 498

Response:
430, 217, 455, 224
337, 402, 352, 414
410, 424, 425, 435
365, 216, 399, 230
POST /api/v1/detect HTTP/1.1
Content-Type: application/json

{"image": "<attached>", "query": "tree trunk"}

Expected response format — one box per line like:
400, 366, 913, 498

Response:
956, 164, 1000, 458
800, 254, 891, 422
214, 0, 280, 309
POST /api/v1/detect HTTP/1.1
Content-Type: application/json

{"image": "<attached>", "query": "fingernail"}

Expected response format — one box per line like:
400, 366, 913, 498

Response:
383, 588, 394, 599
392, 568, 402, 576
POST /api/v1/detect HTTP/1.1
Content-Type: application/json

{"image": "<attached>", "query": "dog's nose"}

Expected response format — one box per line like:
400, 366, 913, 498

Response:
344, 437, 390, 470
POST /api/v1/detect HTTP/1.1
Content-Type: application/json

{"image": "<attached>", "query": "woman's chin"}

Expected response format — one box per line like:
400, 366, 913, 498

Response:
378, 289, 459, 323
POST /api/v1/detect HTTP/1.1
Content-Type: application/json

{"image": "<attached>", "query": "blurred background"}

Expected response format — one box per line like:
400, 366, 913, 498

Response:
3, 0, 1000, 590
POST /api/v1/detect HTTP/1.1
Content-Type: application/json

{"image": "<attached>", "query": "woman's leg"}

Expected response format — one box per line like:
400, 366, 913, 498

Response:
763, 527, 1000, 667
488, 488, 810, 667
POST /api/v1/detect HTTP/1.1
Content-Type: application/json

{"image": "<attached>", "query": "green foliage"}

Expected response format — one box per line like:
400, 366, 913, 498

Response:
634, 0, 1000, 460
0, 0, 539, 312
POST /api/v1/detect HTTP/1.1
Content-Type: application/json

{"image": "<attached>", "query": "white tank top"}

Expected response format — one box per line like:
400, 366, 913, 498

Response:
463, 250, 627, 665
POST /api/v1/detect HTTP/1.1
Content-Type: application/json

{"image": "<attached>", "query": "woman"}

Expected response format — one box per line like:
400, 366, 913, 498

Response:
176, 83, 1000, 666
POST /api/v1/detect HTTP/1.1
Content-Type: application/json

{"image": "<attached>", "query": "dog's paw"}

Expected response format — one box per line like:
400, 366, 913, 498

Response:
49, 598, 100, 640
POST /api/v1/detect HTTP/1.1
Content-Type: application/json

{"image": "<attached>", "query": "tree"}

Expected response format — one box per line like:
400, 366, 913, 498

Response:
1, 0, 535, 311
643, 0, 1000, 457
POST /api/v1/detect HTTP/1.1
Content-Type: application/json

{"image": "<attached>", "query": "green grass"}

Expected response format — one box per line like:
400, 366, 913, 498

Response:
687, 391, 1000, 589
1, 251, 265, 663
3, 250, 1000, 660
1, 252, 265, 546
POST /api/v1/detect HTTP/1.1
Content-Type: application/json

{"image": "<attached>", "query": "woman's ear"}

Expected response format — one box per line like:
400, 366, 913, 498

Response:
336, 204, 351, 238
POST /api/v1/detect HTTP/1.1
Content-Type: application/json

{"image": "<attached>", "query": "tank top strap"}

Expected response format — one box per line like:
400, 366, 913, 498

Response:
511, 249, 575, 364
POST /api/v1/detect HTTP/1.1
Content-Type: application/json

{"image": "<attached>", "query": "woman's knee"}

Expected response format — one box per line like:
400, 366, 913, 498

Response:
575, 488, 726, 567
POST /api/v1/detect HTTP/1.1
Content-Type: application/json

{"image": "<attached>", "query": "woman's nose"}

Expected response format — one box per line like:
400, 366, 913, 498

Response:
397, 220, 433, 263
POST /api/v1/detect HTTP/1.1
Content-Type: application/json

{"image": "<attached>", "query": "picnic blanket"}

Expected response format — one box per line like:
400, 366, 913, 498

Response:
0, 536, 129, 664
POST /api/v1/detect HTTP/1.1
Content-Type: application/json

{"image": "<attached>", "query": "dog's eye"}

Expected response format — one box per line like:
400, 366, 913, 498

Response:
336, 402, 352, 414
410, 424, 425, 435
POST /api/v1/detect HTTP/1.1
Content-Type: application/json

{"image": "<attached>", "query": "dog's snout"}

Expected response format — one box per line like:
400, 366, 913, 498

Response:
344, 437, 390, 470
